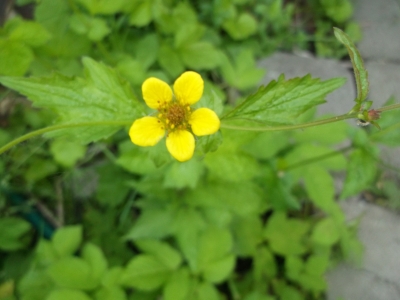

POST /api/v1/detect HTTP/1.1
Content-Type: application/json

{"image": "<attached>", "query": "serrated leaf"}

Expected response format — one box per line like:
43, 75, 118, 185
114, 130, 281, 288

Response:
223, 75, 346, 125
129, 1, 153, 27
0, 57, 143, 143
334, 27, 369, 104
120, 254, 170, 291
158, 43, 185, 78
7, 18, 51, 47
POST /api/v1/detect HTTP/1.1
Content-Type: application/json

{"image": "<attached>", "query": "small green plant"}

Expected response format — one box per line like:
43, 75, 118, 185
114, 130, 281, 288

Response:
1, 24, 400, 300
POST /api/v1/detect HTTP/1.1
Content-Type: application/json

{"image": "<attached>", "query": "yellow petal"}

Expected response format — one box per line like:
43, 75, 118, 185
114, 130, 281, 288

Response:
189, 108, 220, 136
166, 130, 195, 162
142, 77, 173, 109
173, 71, 204, 105
129, 116, 165, 146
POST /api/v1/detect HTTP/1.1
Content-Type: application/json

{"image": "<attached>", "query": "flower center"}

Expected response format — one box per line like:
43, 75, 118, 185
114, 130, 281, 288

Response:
158, 101, 191, 131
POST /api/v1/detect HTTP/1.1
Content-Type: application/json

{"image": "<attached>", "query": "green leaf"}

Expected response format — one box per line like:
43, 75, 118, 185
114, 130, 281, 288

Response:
7, 18, 51, 47
95, 286, 127, 300
222, 12, 257, 40
19, 270, 53, 300
311, 217, 340, 246
163, 268, 191, 300
231, 215, 263, 256
69, 15, 111, 41
47, 289, 91, 300
0, 57, 143, 143
158, 43, 185, 78
219, 50, 265, 90
174, 23, 205, 48
305, 255, 330, 276
224, 75, 346, 125
51, 225, 82, 258
129, 1, 153, 27
340, 148, 378, 199
134, 34, 159, 70
370, 98, 400, 146
0, 217, 31, 251
116, 143, 157, 175
172, 208, 206, 271
334, 27, 369, 104
50, 137, 86, 168
285, 256, 303, 281
204, 150, 260, 182
124, 207, 175, 240
179, 42, 221, 70
81, 243, 108, 284
163, 159, 204, 189
120, 254, 170, 291
75, 0, 125, 14
303, 166, 336, 212
47, 257, 96, 290
253, 246, 277, 281
95, 163, 130, 207
197, 227, 235, 283
263, 212, 310, 256
195, 282, 220, 300
135, 239, 182, 270
242, 131, 289, 160
24, 158, 58, 182
0, 40, 33, 76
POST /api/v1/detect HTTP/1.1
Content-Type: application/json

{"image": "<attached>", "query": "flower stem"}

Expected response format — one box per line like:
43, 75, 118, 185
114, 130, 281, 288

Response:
221, 113, 358, 131
0, 121, 131, 155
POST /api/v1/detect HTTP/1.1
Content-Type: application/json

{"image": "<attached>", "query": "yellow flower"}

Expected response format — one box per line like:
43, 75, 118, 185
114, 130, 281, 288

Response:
129, 71, 220, 162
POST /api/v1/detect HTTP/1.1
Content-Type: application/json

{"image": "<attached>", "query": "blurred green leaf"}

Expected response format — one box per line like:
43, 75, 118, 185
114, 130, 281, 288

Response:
47, 289, 92, 300
0, 217, 31, 251
50, 137, 86, 168
163, 268, 191, 300
120, 254, 170, 291
312, 217, 340, 246
81, 243, 108, 284
125, 207, 175, 240
0, 57, 143, 143
179, 42, 221, 70
95, 286, 127, 300
95, 163, 130, 207
242, 131, 289, 160
231, 215, 263, 256
197, 227, 235, 283
0, 40, 33, 76
69, 15, 111, 41
75, 0, 126, 15
219, 50, 265, 90
224, 75, 346, 125
135, 239, 182, 270
134, 34, 159, 70
163, 159, 204, 189
264, 212, 310, 256
47, 257, 96, 290
129, 1, 153, 27
253, 246, 277, 281
340, 147, 378, 199
52, 225, 82, 258
158, 43, 185, 78
6, 18, 51, 47
222, 13, 257, 40
24, 158, 58, 182
334, 27, 368, 105
195, 281, 220, 300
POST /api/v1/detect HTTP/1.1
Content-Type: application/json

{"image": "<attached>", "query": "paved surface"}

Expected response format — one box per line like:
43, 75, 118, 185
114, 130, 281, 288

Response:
258, 0, 400, 299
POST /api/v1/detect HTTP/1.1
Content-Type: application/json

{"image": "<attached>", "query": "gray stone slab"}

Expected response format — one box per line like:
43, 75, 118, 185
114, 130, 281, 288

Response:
327, 202, 400, 300
353, 0, 400, 61
258, 53, 356, 116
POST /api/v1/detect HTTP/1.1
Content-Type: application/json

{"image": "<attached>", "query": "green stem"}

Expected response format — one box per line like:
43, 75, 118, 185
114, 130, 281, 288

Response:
378, 103, 400, 112
221, 113, 358, 132
0, 121, 131, 155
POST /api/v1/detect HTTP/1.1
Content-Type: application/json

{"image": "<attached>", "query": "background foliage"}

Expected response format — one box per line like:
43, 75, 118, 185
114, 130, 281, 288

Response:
1, 1, 399, 300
